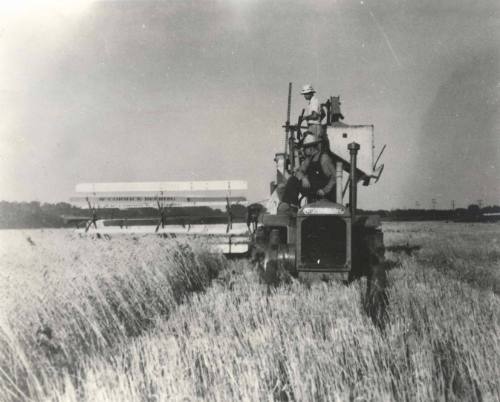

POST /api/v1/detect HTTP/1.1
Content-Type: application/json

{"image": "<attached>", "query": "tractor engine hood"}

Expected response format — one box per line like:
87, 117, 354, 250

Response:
298, 200, 347, 217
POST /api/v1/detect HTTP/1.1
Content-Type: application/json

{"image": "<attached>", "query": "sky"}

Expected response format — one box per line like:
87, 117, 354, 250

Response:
0, 0, 499, 209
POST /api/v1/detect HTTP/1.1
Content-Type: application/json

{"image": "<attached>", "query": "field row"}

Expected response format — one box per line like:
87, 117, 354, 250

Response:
0, 222, 499, 401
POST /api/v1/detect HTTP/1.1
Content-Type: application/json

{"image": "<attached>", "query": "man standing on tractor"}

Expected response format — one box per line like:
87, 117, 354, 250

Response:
278, 132, 336, 213
301, 84, 326, 143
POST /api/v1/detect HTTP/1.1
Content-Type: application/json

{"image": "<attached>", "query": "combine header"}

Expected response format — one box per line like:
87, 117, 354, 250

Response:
70, 180, 251, 254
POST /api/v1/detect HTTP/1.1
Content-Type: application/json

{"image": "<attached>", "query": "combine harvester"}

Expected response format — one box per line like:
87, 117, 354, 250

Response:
71, 83, 386, 291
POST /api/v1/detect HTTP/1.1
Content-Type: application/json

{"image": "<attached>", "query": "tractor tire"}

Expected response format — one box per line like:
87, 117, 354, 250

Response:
259, 245, 295, 288
352, 228, 388, 327
366, 230, 388, 327
262, 255, 279, 287
365, 261, 388, 326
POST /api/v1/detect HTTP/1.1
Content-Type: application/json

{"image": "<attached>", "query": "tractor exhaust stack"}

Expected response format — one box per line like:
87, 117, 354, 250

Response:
348, 142, 360, 216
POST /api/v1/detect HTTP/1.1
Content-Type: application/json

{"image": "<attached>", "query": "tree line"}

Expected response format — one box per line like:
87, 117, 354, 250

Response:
361, 204, 500, 222
0, 201, 246, 229
0, 201, 498, 229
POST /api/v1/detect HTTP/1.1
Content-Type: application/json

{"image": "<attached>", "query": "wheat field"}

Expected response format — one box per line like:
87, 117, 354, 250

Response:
0, 222, 499, 401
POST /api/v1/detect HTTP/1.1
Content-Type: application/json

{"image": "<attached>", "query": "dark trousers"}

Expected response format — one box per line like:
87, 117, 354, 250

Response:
282, 176, 335, 206
308, 124, 330, 146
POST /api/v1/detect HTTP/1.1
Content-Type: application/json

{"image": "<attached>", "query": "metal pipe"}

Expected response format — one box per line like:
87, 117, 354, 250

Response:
374, 144, 386, 169
286, 83, 292, 126
348, 142, 360, 216
342, 177, 350, 199
285, 83, 292, 158
336, 161, 343, 204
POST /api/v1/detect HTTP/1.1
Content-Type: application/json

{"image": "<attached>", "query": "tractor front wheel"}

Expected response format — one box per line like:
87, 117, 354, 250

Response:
259, 245, 295, 287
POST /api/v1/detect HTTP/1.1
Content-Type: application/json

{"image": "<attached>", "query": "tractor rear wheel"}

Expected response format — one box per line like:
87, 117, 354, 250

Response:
351, 228, 388, 326
365, 261, 388, 326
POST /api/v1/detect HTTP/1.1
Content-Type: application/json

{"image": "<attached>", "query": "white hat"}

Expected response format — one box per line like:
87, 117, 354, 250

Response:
300, 84, 315, 94
303, 132, 321, 146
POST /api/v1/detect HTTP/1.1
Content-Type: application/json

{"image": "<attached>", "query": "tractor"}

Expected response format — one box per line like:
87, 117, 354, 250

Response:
249, 83, 387, 318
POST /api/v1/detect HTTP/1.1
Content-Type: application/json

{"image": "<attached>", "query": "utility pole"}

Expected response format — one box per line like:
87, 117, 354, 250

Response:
451, 200, 455, 210
431, 198, 437, 210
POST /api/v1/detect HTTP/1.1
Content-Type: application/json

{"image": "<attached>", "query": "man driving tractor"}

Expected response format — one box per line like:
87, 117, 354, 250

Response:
279, 132, 336, 213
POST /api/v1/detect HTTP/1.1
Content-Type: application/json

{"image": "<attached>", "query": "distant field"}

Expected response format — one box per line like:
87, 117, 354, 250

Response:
0, 222, 499, 401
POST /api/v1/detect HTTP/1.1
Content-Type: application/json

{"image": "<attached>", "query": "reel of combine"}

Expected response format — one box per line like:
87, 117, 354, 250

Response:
155, 198, 168, 232
85, 197, 99, 232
